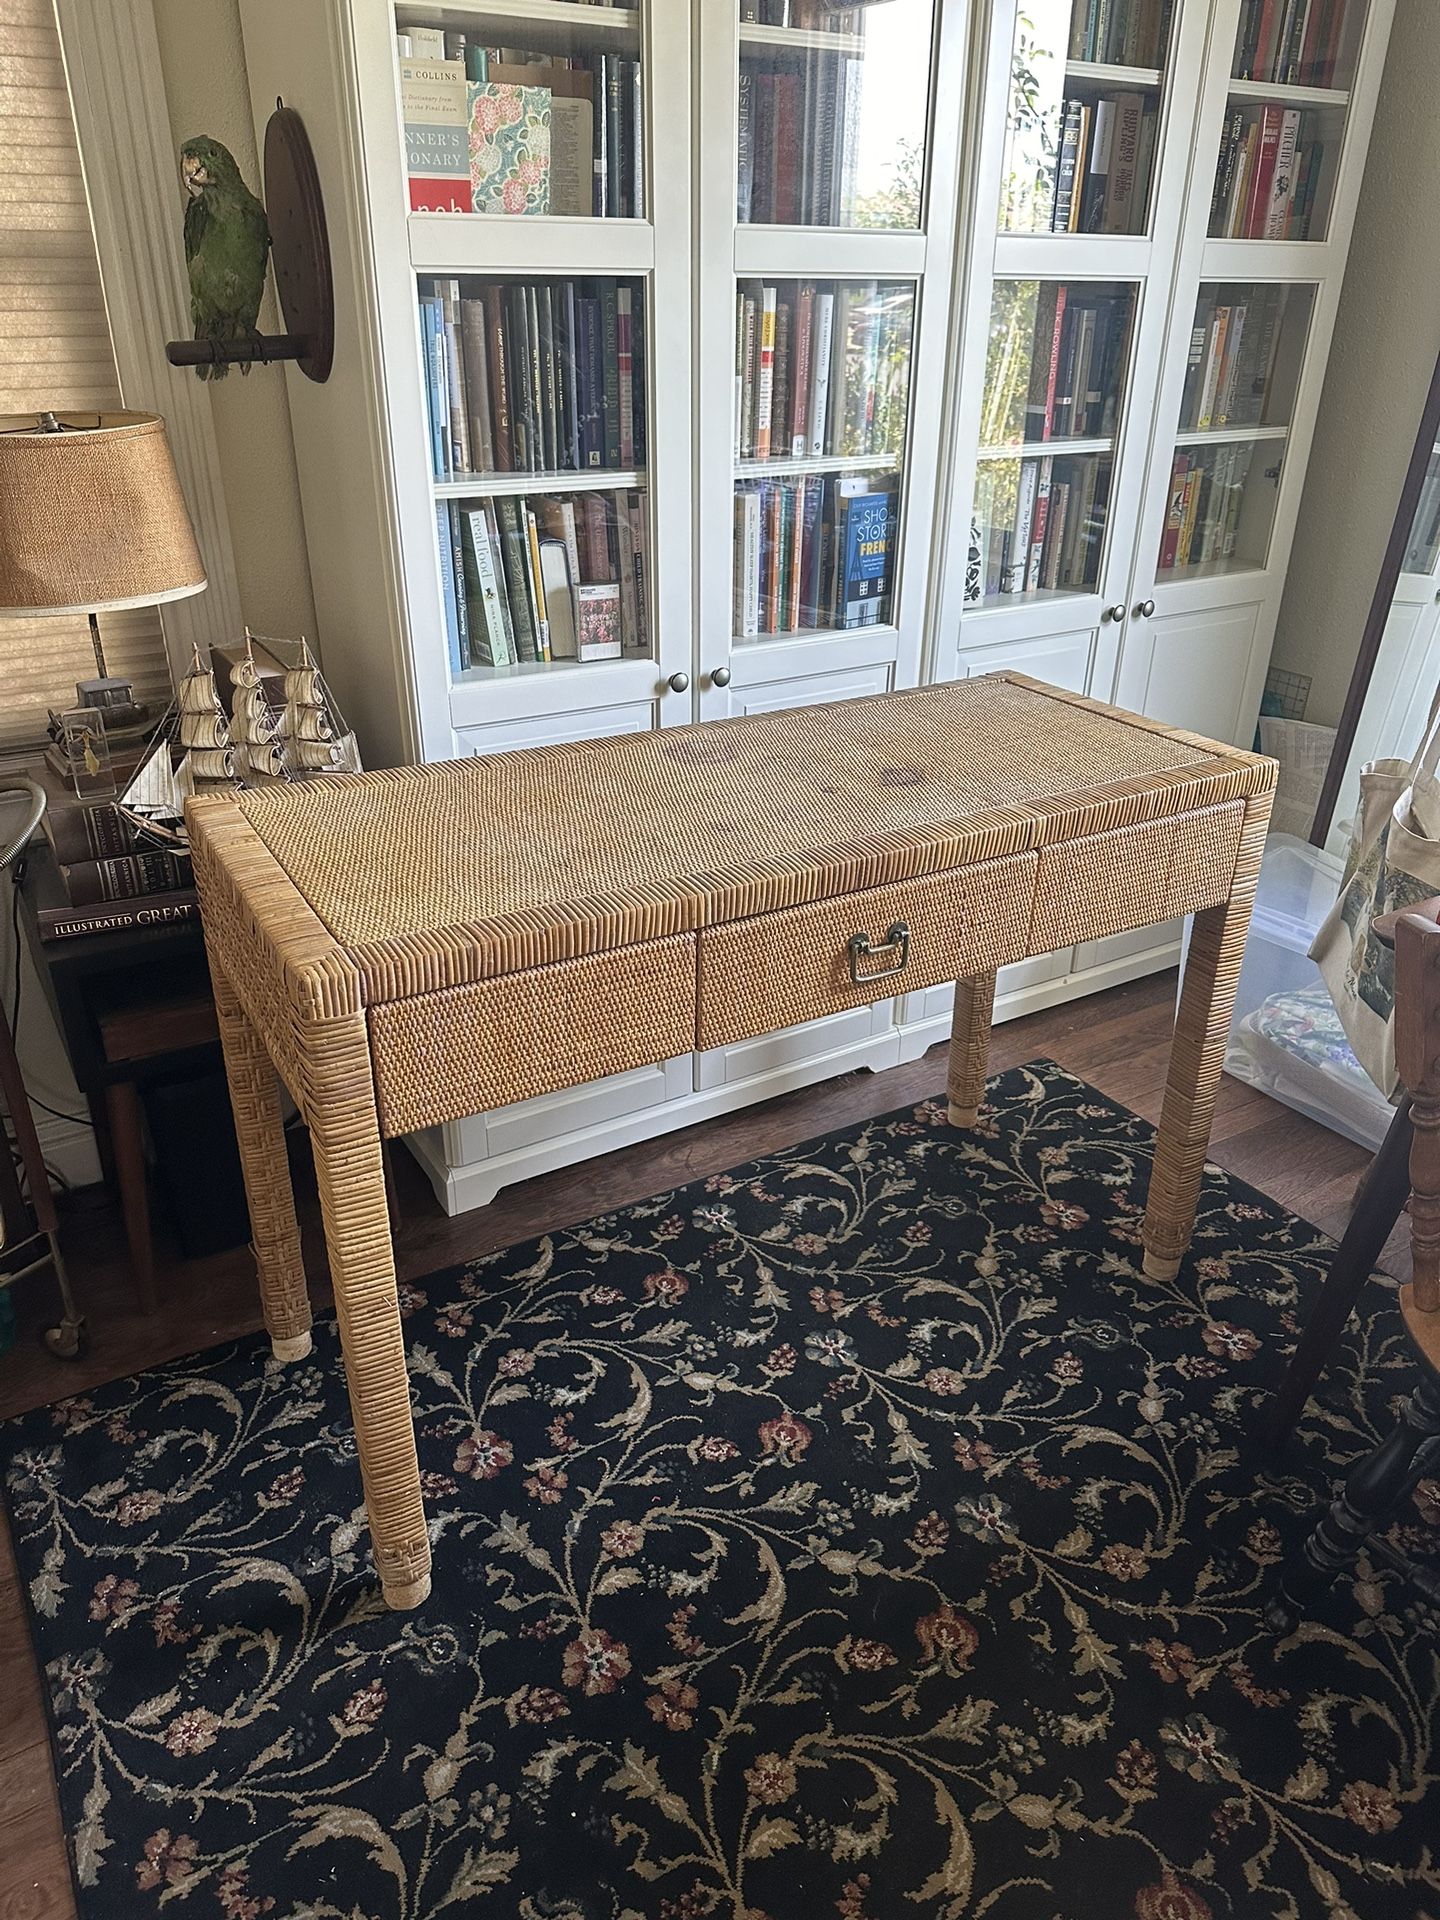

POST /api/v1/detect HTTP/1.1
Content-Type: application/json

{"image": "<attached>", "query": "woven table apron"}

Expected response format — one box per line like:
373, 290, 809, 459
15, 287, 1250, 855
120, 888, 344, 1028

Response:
187, 672, 1276, 1609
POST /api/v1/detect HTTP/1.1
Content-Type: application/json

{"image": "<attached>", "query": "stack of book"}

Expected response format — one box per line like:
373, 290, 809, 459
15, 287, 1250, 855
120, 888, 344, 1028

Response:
1233, 0, 1351, 85
436, 489, 648, 672
1178, 288, 1287, 432
732, 478, 896, 638
737, 52, 866, 225
29, 768, 197, 939
1209, 104, 1326, 239
1066, 0, 1174, 66
734, 280, 911, 465
1159, 444, 1256, 571
420, 277, 646, 481
1048, 92, 1159, 235
398, 27, 642, 218
968, 455, 1112, 602
1012, 284, 1132, 445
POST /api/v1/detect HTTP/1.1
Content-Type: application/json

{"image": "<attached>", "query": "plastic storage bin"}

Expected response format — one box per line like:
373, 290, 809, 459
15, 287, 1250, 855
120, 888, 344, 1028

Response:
1185, 833, 1395, 1150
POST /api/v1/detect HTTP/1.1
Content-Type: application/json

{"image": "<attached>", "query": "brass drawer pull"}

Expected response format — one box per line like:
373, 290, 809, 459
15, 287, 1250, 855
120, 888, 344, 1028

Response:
847, 921, 911, 985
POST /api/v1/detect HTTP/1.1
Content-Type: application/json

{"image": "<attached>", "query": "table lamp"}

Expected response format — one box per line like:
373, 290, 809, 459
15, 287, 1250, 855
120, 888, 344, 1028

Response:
0, 410, 207, 721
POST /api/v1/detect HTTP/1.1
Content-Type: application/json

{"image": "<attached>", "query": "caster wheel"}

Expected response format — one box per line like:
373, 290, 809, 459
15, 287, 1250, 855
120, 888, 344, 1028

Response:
43, 1321, 86, 1360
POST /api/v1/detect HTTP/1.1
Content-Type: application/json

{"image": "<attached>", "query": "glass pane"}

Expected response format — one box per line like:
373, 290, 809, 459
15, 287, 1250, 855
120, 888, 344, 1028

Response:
737, 0, 936, 229
1176, 283, 1313, 432
999, 0, 1173, 234
396, 10, 644, 219
1156, 443, 1281, 577
732, 278, 915, 637
438, 487, 651, 674
1232, 0, 1368, 90
966, 279, 1135, 609
1206, 99, 1346, 241
1404, 440, 1440, 575
418, 276, 647, 481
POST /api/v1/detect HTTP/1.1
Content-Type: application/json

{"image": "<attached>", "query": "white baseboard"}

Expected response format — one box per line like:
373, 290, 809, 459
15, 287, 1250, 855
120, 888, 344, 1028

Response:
404, 1027, 900, 1217
33, 1110, 103, 1192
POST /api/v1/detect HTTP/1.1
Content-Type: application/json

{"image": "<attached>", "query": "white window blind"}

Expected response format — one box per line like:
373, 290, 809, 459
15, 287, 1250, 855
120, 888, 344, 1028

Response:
0, 0, 170, 751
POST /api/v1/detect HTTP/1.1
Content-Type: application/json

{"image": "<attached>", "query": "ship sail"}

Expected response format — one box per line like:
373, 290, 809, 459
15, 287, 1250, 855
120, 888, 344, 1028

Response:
229, 635, 287, 781
279, 636, 344, 773
118, 647, 237, 843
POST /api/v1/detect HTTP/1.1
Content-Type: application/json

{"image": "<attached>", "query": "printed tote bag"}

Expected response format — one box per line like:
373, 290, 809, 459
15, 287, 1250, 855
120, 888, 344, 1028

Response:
1310, 695, 1440, 1097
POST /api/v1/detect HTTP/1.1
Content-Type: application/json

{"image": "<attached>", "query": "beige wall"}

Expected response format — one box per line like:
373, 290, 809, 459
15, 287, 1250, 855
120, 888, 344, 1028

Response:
1270, 0, 1440, 726
151, 0, 318, 647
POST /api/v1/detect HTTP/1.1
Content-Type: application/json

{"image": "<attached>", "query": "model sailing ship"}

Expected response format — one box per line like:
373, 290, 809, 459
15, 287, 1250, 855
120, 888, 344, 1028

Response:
117, 634, 359, 847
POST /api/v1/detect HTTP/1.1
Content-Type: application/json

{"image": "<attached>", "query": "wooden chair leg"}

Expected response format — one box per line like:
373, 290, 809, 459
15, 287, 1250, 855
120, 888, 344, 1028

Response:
211, 967, 313, 1361
1266, 1097, 1414, 1445
308, 1017, 430, 1611
103, 1079, 157, 1316
1142, 801, 1269, 1281
1268, 1370, 1440, 1631
947, 973, 996, 1128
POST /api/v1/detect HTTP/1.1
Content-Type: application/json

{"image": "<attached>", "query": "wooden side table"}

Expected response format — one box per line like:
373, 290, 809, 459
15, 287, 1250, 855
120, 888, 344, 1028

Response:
17, 847, 228, 1309
189, 673, 1278, 1609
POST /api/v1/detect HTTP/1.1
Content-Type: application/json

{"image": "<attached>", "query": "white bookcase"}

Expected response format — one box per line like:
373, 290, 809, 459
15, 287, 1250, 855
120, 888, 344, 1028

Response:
236, 0, 1395, 1213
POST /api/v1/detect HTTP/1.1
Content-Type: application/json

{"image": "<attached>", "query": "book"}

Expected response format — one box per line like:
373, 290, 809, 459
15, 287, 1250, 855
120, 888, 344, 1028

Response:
755, 285, 778, 460
549, 96, 595, 217
468, 83, 552, 215
840, 489, 894, 628
437, 501, 464, 672
400, 57, 470, 212
461, 506, 515, 666
35, 888, 199, 942
61, 849, 193, 906
576, 582, 622, 659
539, 538, 578, 659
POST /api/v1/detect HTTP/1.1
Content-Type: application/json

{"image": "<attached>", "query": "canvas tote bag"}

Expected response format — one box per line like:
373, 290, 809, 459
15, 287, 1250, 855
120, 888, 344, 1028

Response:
1310, 692, 1440, 1097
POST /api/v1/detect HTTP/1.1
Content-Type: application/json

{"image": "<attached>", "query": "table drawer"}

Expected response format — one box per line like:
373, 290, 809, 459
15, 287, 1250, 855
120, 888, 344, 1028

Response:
697, 852, 1038, 1052
369, 934, 697, 1136
1029, 801, 1245, 956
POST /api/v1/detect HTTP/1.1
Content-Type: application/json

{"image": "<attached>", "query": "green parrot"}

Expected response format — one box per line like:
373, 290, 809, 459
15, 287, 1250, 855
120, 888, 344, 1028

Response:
180, 135, 271, 381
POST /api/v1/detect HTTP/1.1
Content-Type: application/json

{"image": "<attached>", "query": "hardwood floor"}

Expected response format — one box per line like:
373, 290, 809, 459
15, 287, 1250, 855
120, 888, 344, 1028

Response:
0, 972, 1400, 1916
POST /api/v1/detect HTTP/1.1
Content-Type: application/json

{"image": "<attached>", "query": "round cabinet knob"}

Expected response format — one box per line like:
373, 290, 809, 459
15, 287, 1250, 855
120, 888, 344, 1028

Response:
667, 671, 690, 694
710, 665, 732, 688
1103, 604, 1127, 624
1133, 598, 1156, 619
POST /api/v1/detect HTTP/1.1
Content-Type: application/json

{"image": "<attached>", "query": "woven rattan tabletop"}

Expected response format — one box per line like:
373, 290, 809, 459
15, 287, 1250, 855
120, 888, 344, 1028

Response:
189, 674, 1274, 1000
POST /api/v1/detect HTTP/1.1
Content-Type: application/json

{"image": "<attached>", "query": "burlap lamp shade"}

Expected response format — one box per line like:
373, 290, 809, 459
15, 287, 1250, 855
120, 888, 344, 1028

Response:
0, 411, 206, 617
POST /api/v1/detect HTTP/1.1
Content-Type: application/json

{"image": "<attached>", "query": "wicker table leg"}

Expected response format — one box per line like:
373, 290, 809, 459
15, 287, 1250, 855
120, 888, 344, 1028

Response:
1141, 805, 1268, 1282
948, 974, 997, 1127
309, 1023, 431, 1611
212, 968, 313, 1361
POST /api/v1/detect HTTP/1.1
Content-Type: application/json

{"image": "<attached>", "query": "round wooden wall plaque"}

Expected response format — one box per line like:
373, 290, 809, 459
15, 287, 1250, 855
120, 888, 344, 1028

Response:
263, 101, 334, 384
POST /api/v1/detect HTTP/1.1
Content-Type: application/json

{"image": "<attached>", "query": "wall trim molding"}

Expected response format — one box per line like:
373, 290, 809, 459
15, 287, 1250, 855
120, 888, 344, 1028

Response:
55, 0, 244, 680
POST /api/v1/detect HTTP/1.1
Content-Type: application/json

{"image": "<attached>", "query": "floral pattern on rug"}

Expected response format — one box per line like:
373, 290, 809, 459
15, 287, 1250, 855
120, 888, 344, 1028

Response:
4, 1061, 1439, 1920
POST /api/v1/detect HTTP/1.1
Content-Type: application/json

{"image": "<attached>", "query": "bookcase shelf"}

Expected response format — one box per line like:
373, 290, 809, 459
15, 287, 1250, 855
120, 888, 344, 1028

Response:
732, 452, 902, 481
738, 22, 867, 56
394, 0, 641, 53
1064, 60, 1164, 88
977, 435, 1116, 462
434, 469, 646, 498
408, 214, 655, 276
731, 621, 900, 651
1172, 424, 1288, 447
1226, 79, 1349, 108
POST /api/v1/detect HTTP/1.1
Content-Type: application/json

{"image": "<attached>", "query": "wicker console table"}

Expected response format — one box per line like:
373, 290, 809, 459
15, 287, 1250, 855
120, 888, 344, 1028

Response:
189, 673, 1275, 1608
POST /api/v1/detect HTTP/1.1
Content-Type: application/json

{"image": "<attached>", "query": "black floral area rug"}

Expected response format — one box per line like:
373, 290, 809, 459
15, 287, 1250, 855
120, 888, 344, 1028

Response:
4, 1061, 1439, 1920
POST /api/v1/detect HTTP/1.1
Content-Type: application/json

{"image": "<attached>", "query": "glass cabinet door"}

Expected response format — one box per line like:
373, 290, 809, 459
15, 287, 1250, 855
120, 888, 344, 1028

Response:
999, 0, 1178, 236
395, 4, 647, 220
1157, 280, 1313, 578
968, 278, 1137, 607
1207, 0, 1370, 241
737, 0, 936, 229
732, 277, 914, 639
